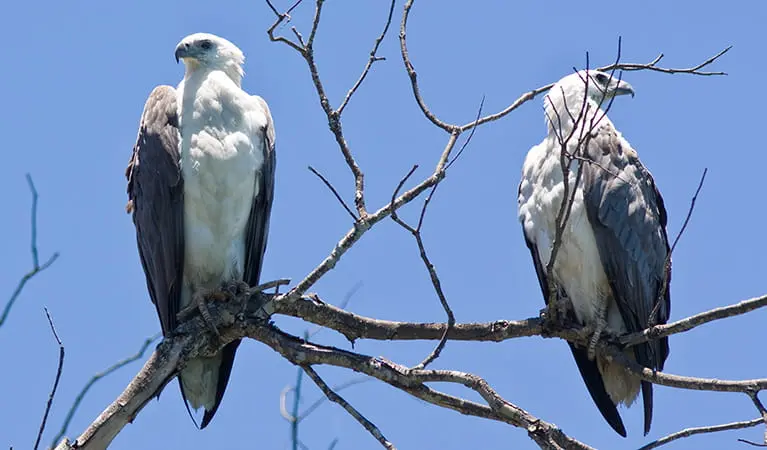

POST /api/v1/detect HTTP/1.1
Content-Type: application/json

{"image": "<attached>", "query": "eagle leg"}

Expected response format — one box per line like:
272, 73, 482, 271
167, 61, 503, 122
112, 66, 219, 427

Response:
222, 280, 252, 297
176, 287, 226, 339
587, 300, 608, 361
541, 289, 572, 335
219, 280, 255, 318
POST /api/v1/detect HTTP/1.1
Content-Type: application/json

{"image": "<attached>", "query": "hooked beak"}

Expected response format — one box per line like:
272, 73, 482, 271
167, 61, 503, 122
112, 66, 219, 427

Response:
174, 42, 191, 64
614, 80, 635, 98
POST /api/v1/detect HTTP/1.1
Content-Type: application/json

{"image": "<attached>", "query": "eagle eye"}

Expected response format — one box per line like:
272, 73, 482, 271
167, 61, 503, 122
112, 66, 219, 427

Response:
200, 40, 213, 50
594, 73, 609, 85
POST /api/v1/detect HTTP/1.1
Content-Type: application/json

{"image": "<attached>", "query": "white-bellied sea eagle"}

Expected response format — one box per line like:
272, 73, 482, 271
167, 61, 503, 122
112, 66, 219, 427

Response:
125, 32, 276, 428
517, 70, 671, 437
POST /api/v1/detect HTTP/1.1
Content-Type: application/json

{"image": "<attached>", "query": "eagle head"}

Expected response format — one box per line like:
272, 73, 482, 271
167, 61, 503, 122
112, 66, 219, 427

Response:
174, 33, 245, 83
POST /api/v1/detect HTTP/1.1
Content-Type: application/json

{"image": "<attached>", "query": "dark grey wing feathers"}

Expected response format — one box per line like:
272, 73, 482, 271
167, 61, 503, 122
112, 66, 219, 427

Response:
582, 124, 671, 434
243, 97, 276, 286
126, 85, 184, 337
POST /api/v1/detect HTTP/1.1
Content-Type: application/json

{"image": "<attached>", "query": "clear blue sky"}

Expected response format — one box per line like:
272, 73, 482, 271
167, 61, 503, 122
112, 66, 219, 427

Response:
2, 1, 765, 449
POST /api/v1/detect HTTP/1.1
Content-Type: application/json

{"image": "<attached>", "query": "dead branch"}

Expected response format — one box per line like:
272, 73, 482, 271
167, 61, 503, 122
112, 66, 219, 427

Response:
35, 308, 64, 450
638, 418, 763, 450
390, 170, 455, 369
272, 291, 767, 347
53, 281, 767, 450
308, 166, 357, 221
302, 366, 395, 449
1, 175, 59, 328
456, 46, 730, 132
50, 334, 160, 449
619, 294, 767, 347
399, 0, 456, 132
336, 0, 396, 116
266, 0, 397, 220
53, 293, 592, 450
748, 392, 767, 445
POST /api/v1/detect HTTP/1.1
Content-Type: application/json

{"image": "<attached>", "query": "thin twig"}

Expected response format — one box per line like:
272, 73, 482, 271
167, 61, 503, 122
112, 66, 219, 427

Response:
445, 96, 485, 170
336, 0, 396, 116
620, 294, 767, 347
604, 46, 732, 76
308, 166, 357, 221
267, 0, 369, 219
389, 165, 456, 369
399, 0, 457, 132
738, 439, 767, 447
653, 168, 707, 321
457, 46, 730, 132
297, 377, 370, 421
290, 363, 304, 450
669, 168, 708, 246
748, 391, 767, 445
303, 366, 396, 449
35, 308, 64, 450
50, 334, 160, 448
638, 418, 763, 449
265, 0, 306, 53
1, 175, 60, 328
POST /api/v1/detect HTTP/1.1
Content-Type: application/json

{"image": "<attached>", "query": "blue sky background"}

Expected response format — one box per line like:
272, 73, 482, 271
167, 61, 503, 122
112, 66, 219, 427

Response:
1, 1, 765, 449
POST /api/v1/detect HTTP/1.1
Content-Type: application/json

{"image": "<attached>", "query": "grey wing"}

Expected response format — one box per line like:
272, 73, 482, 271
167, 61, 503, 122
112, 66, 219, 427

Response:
243, 96, 276, 286
126, 85, 185, 336
582, 124, 671, 433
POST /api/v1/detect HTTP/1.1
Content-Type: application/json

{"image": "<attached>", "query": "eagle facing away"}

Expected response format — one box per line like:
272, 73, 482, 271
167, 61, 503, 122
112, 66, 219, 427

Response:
517, 70, 671, 437
126, 32, 276, 428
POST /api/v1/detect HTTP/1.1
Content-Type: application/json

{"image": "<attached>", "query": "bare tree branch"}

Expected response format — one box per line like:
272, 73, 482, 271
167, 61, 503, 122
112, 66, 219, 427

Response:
399, 0, 456, 133
265, 0, 305, 52
303, 366, 395, 449
1, 175, 59, 329
271, 290, 767, 348
53, 294, 592, 450
619, 294, 767, 347
50, 334, 160, 449
653, 168, 708, 323
336, 0, 396, 116
456, 46, 730, 132
35, 308, 64, 450
297, 377, 370, 422
266, 0, 389, 219
308, 166, 358, 221
738, 440, 767, 447
54, 280, 767, 450
390, 171, 455, 369
638, 418, 763, 450
748, 391, 767, 445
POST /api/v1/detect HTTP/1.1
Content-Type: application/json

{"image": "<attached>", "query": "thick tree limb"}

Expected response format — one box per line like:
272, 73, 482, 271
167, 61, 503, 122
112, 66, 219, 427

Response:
53, 286, 767, 449
53, 293, 593, 450
50, 334, 160, 449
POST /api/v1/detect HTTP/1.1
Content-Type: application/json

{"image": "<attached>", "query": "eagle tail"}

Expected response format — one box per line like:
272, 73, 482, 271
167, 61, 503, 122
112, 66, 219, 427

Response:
568, 343, 627, 437
177, 339, 242, 429
641, 378, 654, 435
200, 340, 241, 428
